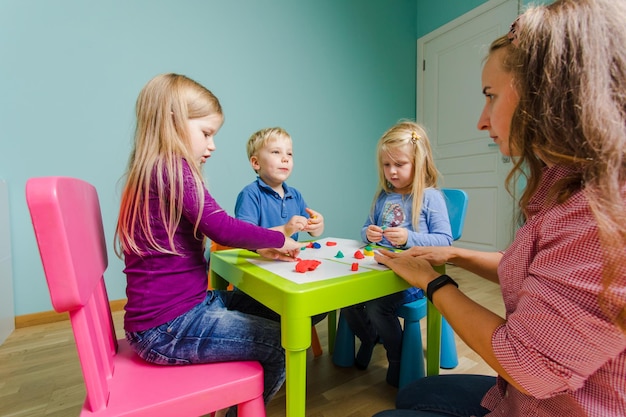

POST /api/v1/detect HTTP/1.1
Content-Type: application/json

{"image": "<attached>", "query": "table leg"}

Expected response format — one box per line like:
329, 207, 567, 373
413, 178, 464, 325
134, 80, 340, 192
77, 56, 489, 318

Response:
327, 310, 337, 354
285, 348, 307, 416
426, 264, 445, 376
209, 269, 229, 290
426, 300, 441, 376
282, 316, 311, 417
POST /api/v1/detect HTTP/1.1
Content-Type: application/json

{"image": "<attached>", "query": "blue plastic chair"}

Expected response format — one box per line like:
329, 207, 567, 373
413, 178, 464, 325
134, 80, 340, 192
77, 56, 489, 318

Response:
332, 188, 469, 388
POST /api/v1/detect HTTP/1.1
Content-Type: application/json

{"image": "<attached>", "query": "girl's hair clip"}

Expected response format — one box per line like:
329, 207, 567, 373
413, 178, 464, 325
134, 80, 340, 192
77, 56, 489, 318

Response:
507, 16, 521, 46
410, 131, 420, 144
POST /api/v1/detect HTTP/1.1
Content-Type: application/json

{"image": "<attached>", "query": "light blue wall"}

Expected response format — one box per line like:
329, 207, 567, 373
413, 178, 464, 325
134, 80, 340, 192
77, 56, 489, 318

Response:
2, 0, 543, 317
0, 0, 419, 316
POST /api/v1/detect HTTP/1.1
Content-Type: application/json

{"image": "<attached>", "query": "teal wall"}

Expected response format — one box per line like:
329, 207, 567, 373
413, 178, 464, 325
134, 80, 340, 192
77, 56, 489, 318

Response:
2, 0, 538, 317
416, 0, 489, 38
0, 0, 418, 315
417, 0, 552, 39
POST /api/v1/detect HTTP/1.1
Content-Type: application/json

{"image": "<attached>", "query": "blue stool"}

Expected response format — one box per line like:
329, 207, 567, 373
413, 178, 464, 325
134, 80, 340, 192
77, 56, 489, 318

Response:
332, 297, 458, 388
397, 298, 458, 388
331, 312, 356, 367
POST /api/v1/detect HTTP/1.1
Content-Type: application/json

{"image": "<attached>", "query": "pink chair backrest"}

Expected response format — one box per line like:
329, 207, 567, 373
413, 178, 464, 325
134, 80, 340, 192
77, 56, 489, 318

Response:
26, 176, 108, 312
26, 176, 116, 411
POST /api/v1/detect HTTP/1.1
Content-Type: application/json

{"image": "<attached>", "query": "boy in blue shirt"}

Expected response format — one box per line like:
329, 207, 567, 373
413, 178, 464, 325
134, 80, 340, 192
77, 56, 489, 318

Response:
235, 127, 324, 240
234, 127, 327, 327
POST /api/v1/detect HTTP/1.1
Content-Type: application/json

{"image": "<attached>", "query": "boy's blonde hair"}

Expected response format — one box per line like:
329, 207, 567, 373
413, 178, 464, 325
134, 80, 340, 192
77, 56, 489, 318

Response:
115, 73, 223, 256
246, 127, 292, 173
371, 120, 440, 231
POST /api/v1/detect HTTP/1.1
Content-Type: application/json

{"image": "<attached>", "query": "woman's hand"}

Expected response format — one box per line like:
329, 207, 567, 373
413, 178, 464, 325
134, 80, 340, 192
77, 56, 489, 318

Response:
399, 245, 456, 266
303, 208, 324, 237
374, 249, 440, 289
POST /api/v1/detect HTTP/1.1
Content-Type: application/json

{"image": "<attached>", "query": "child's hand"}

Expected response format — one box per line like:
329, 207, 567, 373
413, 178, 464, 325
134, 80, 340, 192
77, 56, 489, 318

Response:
383, 226, 408, 247
284, 215, 308, 237
366, 225, 384, 243
303, 207, 324, 237
257, 237, 301, 262
257, 248, 299, 261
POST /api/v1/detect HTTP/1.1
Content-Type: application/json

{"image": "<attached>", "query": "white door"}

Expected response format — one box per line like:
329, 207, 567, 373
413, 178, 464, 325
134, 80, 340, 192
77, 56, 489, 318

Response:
417, 0, 519, 252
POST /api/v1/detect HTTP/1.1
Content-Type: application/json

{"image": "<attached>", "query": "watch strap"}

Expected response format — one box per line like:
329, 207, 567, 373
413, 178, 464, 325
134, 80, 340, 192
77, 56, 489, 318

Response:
426, 274, 458, 303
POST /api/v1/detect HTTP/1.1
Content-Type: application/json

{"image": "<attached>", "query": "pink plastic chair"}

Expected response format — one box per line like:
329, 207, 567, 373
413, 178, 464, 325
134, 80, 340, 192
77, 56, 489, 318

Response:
26, 176, 266, 417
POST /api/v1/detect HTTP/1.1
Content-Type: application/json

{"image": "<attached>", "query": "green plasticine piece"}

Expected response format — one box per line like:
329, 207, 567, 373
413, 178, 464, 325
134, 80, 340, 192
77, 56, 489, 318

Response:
335, 251, 344, 258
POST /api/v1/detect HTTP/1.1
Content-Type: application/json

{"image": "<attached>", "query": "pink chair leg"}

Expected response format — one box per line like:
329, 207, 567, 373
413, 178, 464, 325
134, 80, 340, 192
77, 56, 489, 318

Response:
238, 395, 266, 417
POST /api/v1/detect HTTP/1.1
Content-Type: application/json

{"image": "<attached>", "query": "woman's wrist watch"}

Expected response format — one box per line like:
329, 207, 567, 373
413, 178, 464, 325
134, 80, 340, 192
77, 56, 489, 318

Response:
426, 274, 458, 303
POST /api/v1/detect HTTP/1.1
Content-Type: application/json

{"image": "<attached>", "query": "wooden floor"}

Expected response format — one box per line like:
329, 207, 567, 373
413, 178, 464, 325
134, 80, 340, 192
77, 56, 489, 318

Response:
0, 265, 504, 417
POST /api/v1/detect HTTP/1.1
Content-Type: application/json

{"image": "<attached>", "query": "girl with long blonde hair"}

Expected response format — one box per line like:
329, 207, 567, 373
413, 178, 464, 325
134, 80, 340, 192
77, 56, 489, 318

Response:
115, 73, 302, 415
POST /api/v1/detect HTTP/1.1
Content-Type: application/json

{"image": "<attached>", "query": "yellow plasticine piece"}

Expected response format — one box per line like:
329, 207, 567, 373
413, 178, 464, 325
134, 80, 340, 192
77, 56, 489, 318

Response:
363, 249, 375, 256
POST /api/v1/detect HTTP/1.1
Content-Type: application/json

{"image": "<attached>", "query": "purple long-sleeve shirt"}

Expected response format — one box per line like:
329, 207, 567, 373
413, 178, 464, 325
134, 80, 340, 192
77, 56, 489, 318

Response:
123, 160, 285, 332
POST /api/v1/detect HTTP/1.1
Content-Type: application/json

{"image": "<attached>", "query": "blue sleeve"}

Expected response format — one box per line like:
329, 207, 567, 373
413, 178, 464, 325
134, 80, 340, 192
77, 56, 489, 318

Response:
404, 189, 453, 247
234, 183, 261, 226
361, 193, 383, 243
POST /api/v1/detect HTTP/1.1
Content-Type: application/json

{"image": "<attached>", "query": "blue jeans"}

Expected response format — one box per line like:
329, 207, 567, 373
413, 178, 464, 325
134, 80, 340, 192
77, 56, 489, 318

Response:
126, 290, 285, 407
342, 287, 422, 363
373, 374, 496, 417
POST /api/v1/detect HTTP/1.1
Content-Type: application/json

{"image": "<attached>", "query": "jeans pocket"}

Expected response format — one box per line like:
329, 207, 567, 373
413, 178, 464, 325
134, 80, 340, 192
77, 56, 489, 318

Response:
127, 322, 191, 365
144, 348, 191, 365
126, 329, 150, 344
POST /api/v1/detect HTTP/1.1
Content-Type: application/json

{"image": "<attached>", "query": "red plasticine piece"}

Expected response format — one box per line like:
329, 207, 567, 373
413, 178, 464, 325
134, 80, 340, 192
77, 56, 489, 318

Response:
326, 241, 337, 246
295, 259, 321, 273
351, 262, 358, 271
306, 242, 314, 248
354, 250, 365, 259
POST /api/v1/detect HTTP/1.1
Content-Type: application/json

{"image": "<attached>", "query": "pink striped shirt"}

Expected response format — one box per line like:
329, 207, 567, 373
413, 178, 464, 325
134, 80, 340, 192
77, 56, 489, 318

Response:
482, 165, 626, 416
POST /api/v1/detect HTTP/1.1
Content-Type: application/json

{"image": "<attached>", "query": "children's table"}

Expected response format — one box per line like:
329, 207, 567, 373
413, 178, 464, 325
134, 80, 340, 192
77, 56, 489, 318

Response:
209, 238, 443, 417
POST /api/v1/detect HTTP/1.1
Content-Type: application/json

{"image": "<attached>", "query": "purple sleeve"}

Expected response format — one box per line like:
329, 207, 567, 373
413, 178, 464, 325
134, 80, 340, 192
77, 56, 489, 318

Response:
181, 163, 285, 250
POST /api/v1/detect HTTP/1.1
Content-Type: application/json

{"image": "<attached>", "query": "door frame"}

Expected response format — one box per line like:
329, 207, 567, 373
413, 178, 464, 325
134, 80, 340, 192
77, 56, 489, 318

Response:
416, 0, 521, 251
417, 0, 520, 121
